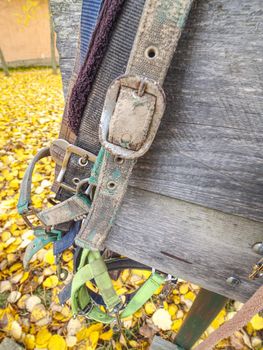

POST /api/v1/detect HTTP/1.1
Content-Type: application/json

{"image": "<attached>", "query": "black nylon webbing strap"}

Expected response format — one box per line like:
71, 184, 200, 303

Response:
55, 0, 146, 201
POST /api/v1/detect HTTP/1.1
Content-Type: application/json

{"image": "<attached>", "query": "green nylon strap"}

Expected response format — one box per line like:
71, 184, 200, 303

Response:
71, 249, 120, 314
71, 268, 165, 323
71, 248, 166, 323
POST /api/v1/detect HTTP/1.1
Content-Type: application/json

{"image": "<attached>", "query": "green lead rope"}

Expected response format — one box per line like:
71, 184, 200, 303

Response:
71, 248, 166, 323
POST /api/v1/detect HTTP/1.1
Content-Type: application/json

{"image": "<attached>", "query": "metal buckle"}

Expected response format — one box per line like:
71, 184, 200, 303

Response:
21, 206, 43, 229
78, 300, 95, 316
55, 140, 96, 193
99, 74, 166, 159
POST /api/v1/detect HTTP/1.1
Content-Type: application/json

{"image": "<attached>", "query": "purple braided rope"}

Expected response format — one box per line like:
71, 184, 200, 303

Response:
67, 0, 126, 134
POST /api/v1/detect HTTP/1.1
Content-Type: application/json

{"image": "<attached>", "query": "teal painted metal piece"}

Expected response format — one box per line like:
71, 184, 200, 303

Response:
23, 229, 62, 269
17, 201, 29, 215
175, 288, 228, 349
88, 148, 105, 185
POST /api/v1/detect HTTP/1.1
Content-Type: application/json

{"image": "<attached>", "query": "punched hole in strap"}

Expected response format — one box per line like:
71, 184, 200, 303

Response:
145, 46, 158, 59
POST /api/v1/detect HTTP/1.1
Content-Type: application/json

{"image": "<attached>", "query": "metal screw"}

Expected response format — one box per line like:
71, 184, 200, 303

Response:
252, 242, 263, 256
226, 276, 241, 287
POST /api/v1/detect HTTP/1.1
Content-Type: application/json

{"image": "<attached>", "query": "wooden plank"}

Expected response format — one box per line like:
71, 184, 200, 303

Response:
106, 187, 263, 302
175, 289, 227, 349
151, 337, 182, 350
129, 0, 263, 222
51, 0, 263, 222
50, 0, 81, 96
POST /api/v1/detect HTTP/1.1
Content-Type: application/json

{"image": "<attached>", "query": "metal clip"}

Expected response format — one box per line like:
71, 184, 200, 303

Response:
249, 258, 263, 280
55, 254, 68, 281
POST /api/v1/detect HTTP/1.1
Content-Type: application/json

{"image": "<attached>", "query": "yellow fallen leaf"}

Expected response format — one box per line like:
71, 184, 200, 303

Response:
144, 301, 156, 315
115, 342, 122, 350
184, 291, 196, 301
20, 271, 29, 284
168, 304, 178, 317
129, 340, 139, 348
152, 309, 172, 330
99, 328, 113, 341
172, 318, 183, 332
250, 314, 263, 331
2, 231, 11, 242
10, 320, 22, 340
48, 334, 67, 350
24, 334, 35, 350
179, 284, 189, 295
76, 324, 103, 343
43, 275, 59, 288
153, 285, 163, 295
66, 335, 77, 347
173, 295, 181, 304
35, 327, 52, 347
86, 331, 99, 350
62, 250, 73, 262
30, 304, 48, 323
44, 249, 55, 265
10, 262, 23, 273
211, 309, 226, 330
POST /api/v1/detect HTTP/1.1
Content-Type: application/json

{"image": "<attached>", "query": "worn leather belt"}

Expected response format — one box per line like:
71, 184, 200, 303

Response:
76, 0, 194, 249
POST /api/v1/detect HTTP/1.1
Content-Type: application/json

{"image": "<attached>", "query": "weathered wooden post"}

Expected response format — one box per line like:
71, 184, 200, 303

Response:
0, 48, 10, 77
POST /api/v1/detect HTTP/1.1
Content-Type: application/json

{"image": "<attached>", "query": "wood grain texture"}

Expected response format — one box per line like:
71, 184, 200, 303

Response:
130, 0, 263, 222
50, 0, 82, 96
106, 188, 263, 301
151, 337, 182, 350
51, 0, 263, 299
51, 0, 263, 222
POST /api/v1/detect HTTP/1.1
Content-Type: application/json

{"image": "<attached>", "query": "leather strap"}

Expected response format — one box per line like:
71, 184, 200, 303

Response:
76, 0, 194, 249
38, 194, 90, 226
194, 285, 263, 350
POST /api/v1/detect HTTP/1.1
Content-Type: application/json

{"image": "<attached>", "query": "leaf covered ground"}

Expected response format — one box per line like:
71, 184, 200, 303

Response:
0, 68, 262, 350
